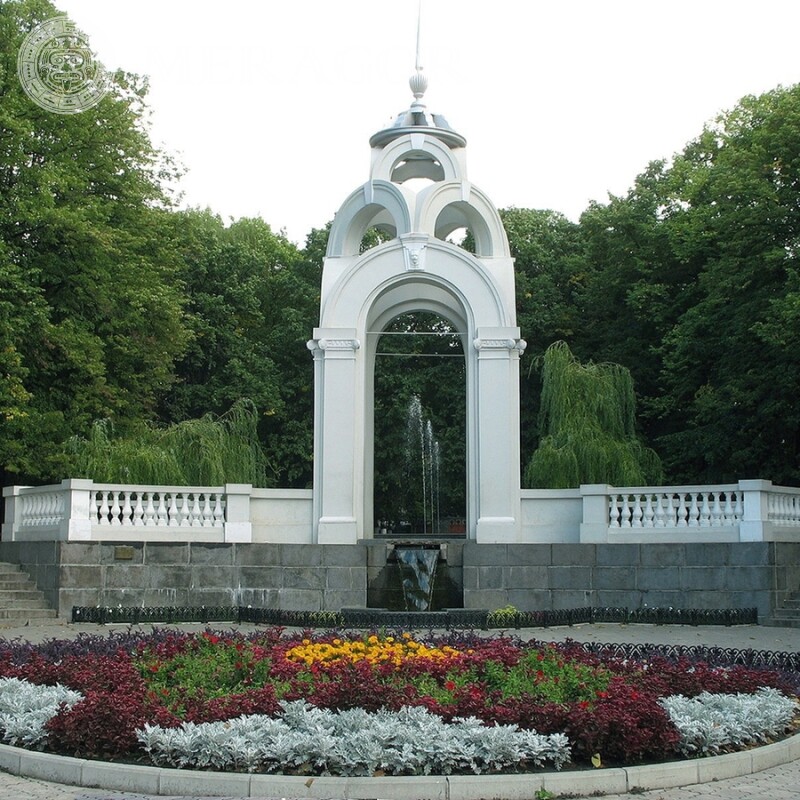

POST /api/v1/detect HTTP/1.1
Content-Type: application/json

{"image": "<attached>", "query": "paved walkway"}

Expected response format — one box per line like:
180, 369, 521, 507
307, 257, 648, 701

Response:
2, 620, 800, 799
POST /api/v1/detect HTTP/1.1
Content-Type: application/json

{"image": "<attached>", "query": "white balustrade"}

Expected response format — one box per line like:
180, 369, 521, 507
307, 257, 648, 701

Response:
19, 490, 64, 527
93, 488, 226, 528
3, 480, 252, 542
768, 489, 800, 526
608, 488, 743, 530
5, 478, 798, 545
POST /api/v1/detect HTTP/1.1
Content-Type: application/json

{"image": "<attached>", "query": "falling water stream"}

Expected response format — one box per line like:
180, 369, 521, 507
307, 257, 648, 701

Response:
406, 396, 441, 534
395, 546, 440, 611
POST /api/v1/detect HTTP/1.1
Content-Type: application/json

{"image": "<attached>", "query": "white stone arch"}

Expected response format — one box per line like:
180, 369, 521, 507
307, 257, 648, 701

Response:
326, 181, 413, 258
322, 238, 510, 330
370, 133, 464, 185
416, 182, 510, 258
310, 238, 524, 544
364, 279, 470, 541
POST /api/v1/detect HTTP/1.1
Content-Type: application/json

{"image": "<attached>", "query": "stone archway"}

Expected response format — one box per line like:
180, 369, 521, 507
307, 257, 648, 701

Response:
308, 71, 525, 544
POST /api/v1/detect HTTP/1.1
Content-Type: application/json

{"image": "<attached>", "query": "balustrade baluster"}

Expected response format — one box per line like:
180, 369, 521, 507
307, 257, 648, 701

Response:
109, 492, 122, 526
687, 494, 699, 527
144, 493, 156, 526
711, 493, 722, 527
620, 495, 633, 528
168, 494, 180, 527
201, 493, 213, 527
156, 494, 169, 525
643, 495, 655, 527
773, 494, 782, 524
699, 493, 711, 527
121, 493, 133, 526
733, 492, 744, 522
97, 492, 109, 525
213, 494, 225, 526
654, 494, 666, 527
723, 493, 733, 524
178, 494, 190, 526
783, 495, 791, 524
191, 494, 202, 526
609, 495, 620, 528
675, 494, 687, 527
631, 495, 644, 528
132, 494, 144, 526
19, 496, 29, 526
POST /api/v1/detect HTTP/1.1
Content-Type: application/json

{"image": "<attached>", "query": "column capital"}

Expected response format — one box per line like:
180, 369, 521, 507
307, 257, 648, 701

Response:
308, 328, 361, 358
473, 336, 526, 352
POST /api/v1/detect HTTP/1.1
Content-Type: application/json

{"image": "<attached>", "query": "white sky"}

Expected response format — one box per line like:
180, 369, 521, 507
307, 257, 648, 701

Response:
57, 0, 800, 245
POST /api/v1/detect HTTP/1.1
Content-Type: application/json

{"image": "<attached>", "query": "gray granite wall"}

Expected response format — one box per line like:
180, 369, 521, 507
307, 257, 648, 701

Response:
3, 539, 797, 622
463, 542, 781, 620
54, 542, 368, 617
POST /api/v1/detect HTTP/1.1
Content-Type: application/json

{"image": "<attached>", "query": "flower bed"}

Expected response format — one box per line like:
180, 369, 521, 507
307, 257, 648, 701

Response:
0, 628, 797, 776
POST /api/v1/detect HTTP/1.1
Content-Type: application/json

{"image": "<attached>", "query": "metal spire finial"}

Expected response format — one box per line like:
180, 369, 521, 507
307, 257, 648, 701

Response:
409, 0, 428, 104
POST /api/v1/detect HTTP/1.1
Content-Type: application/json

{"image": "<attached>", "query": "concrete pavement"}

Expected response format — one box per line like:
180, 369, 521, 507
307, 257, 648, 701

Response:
2, 620, 800, 799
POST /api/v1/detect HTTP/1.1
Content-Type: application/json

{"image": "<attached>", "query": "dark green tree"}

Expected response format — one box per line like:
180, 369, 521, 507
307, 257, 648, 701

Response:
524, 341, 662, 488
0, 0, 188, 484
69, 399, 268, 486
160, 211, 318, 487
499, 208, 588, 467
652, 86, 800, 483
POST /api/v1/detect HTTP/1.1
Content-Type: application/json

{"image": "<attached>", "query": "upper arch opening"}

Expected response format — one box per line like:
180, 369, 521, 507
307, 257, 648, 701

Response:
391, 151, 445, 183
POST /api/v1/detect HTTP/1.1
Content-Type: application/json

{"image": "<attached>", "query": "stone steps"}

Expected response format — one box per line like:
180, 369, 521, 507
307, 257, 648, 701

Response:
0, 562, 58, 623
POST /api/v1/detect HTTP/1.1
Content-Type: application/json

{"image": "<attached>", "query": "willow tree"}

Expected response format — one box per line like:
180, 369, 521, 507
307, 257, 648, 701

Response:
68, 400, 270, 486
524, 342, 662, 488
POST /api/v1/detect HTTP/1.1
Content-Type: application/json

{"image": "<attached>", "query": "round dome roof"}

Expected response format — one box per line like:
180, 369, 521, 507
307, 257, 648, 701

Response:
369, 70, 466, 149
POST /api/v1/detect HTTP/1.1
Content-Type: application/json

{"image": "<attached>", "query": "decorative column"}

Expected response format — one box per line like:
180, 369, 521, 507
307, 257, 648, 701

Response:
739, 479, 773, 541
223, 484, 253, 543
473, 328, 526, 542
579, 484, 612, 542
307, 328, 362, 543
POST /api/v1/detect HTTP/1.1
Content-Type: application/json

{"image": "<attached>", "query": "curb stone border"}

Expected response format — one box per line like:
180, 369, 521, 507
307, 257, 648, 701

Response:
1, 732, 800, 799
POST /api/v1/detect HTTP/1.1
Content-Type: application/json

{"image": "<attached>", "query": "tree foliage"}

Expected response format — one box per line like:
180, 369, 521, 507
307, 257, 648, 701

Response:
524, 342, 662, 488
0, 0, 187, 483
158, 211, 317, 487
1, 0, 798, 495
68, 399, 269, 486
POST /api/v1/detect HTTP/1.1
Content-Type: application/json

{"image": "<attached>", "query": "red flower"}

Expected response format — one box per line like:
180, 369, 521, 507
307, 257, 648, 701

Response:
444, 680, 457, 691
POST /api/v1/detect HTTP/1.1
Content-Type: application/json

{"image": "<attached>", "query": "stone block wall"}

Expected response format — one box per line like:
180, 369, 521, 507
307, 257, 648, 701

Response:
3, 539, 799, 622
1, 542, 367, 617
462, 542, 782, 620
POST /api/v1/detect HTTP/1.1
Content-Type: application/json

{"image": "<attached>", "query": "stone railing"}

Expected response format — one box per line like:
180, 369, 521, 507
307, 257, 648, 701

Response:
609, 486, 743, 529
93, 486, 225, 529
3, 478, 799, 544
580, 480, 800, 543
2, 479, 253, 542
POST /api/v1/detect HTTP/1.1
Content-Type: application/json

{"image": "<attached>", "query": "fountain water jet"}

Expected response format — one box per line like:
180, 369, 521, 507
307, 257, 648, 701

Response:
405, 396, 441, 534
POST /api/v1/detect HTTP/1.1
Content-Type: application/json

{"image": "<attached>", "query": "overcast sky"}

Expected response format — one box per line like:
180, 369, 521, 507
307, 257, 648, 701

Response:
56, 0, 800, 245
